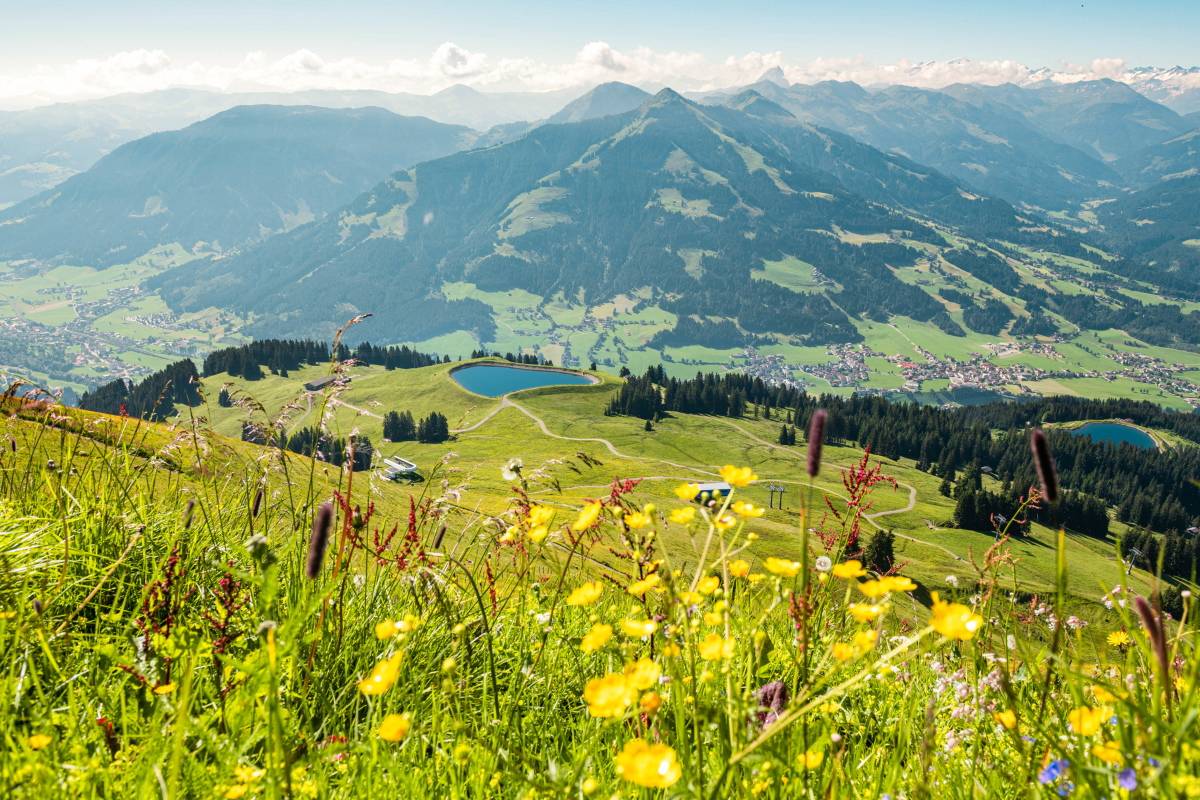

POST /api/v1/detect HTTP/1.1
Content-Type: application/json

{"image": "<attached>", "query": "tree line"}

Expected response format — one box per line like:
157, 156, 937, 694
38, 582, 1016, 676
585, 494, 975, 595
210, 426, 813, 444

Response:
383, 410, 450, 444
607, 367, 1200, 537
79, 360, 201, 420
469, 350, 554, 367
203, 339, 444, 380
241, 424, 374, 471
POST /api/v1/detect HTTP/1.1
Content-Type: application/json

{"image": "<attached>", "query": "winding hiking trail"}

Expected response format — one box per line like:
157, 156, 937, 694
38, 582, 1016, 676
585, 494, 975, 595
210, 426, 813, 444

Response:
330, 396, 383, 420
427, 388, 957, 564
704, 416, 962, 560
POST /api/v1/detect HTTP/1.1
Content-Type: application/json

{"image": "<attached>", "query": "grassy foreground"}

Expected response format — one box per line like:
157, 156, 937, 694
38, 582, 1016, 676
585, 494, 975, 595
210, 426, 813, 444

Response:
1, 392, 1197, 798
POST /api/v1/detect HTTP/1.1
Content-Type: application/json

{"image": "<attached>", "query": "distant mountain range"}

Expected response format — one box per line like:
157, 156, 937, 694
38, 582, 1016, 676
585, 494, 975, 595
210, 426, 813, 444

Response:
147, 89, 1095, 345
0, 72, 1197, 361
0, 85, 578, 208
0, 106, 474, 266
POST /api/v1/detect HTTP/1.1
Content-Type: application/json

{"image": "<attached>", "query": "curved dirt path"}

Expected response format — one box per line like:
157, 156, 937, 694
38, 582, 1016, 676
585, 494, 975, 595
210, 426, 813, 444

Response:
445, 393, 960, 563
703, 417, 960, 560
450, 398, 511, 434
504, 397, 718, 477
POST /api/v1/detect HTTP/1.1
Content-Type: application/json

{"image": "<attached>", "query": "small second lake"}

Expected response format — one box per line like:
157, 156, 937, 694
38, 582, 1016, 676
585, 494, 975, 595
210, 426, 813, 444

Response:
451, 364, 594, 398
1070, 421, 1156, 450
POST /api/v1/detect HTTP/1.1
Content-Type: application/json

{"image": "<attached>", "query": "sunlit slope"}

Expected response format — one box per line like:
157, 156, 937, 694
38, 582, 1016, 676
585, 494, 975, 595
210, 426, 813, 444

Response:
180, 359, 1162, 609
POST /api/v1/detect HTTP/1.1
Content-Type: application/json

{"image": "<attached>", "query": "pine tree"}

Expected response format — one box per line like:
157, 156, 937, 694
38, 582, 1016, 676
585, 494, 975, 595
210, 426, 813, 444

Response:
864, 530, 895, 574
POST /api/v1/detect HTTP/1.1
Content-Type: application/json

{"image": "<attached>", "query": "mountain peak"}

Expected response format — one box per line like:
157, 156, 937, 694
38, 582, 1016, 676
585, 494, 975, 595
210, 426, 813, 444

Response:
545, 82, 650, 124
725, 89, 795, 120
756, 66, 789, 87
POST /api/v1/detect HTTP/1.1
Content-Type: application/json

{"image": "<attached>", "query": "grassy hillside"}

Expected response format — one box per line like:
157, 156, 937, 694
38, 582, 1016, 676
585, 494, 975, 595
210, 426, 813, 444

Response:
189, 358, 1164, 608
1, 371, 1194, 797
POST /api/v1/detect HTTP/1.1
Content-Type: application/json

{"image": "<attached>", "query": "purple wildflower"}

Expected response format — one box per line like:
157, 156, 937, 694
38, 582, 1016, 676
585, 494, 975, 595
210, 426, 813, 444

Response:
1118, 768, 1137, 791
1039, 759, 1069, 785
756, 680, 788, 727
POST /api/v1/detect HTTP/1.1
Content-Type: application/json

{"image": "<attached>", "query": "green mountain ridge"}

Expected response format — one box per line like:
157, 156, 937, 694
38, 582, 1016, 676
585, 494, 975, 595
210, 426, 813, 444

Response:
711, 79, 1124, 210
0, 105, 475, 266
150, 88, 1046, 344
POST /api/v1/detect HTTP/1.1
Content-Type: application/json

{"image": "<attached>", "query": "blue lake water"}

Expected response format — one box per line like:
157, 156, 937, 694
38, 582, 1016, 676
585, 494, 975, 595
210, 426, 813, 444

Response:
1071, 422, 1156, 449
451, 364, 593, 397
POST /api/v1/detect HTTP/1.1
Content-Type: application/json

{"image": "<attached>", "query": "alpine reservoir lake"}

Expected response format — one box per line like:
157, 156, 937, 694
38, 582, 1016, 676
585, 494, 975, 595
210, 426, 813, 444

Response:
451, 364, 594, 397
1070, 421, 1156, 449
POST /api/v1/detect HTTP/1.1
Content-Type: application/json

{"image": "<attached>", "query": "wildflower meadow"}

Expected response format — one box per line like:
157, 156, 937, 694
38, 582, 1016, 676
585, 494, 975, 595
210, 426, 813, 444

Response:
0, 394, 1196, 799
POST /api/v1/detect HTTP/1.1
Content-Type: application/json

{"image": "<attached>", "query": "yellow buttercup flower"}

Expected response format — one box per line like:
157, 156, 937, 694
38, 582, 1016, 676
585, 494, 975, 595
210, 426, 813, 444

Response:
719, 465, 758, 488
670, 506, 696, 524
1092, 741, 1123, 765
639, 691, 663, 714
764, 557, 801, 577
798, 750, 824, 769
572, 501, 603, 532
1092, 685, 1117, 704
614, 739, 681, 788
673, 483, 700, 500
732, 500, 764, 518
832, 642, 857, 662
857, 580, 890, 599
233, 766, 263, 783
566, 581, 605, 607
832, 560, 867, 579
698, 632, 735, 661
994, 710, 1017, 730
930, 593, 983, 641
28, 734, 51, 750
624, 511, 652, 529
358, 652, 404, 696
527, 525, 550, 544
697, 575, 721, 595
847, 603, 885, 622
853, 629, 878, 652
378, 713, 412, 742
713, 513, 737, 531
1068, 705, 1110, 736
528, 504, 555, 527
729, 559, 751, 578
580, 623, 613, 653
627, 574, 662, 596
623, 657, 662, 690
584, 673, 637, 718
621, 618, 658, 638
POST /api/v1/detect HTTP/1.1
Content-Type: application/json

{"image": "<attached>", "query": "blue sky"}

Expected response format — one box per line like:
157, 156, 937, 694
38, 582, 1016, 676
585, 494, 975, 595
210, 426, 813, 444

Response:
6, 0, 1196, 66
2, 0, 1197, 105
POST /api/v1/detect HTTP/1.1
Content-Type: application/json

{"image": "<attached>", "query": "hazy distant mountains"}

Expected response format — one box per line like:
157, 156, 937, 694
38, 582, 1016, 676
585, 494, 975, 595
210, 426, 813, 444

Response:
943, 79, 1192, 163
0, 106, 473, 265
0, 84, 577, 207
1097, 128, 1200, 293
706, 79, 1121, 209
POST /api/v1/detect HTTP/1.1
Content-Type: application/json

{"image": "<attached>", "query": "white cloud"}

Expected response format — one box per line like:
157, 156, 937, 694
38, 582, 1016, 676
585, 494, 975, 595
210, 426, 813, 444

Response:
0, 44, 1191, 109
430, 42, 488, 78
